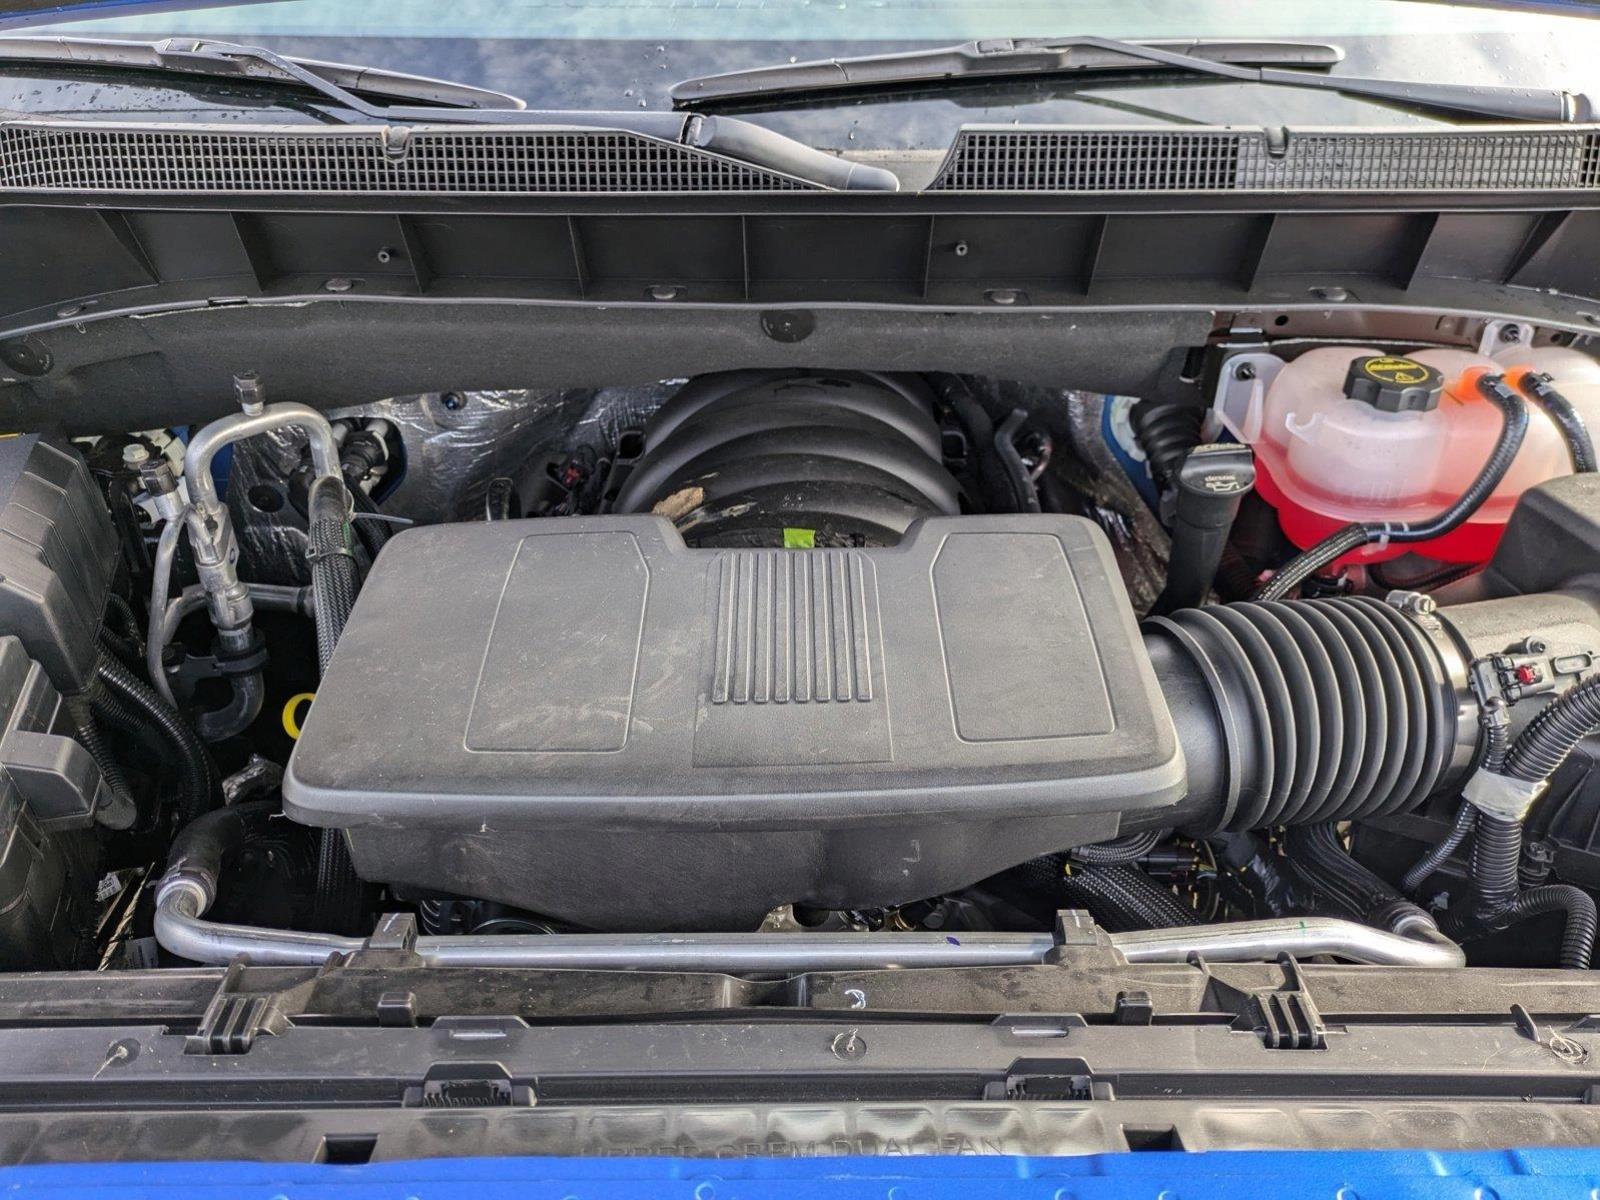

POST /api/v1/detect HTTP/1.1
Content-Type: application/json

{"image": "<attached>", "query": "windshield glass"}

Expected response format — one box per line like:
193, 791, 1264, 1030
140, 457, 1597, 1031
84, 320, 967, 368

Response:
16, 0, 1600, 149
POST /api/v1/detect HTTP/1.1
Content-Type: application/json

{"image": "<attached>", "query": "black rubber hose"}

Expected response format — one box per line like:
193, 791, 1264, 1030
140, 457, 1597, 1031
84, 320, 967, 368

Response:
994, 408, 1043, 514
162, 800, 276, 902
1255, 525, 1371, 601
1287, 823, 1433, 931
1128, 400, 1204, 493
1210, 831, 1296, 917
97, 628, 143, 670
1401, 710, 1509, 896
99, 593, 147, 670
348, 484, 392, 561
193, 664, 265, 744
1069, 829, 1164, 866
928, 375, 1029, 514
307, 475, 359, 677
1510, 884, 1598, 970
1401, 802, 1477, 895
1516, 372, 1597, 473
1503, 673, 1600, 786
1471, 814, 1525, 912
306, 473, 366, 934
93, 647, 212, 823
64, 691, 138, 829
1453, 682, 1600, 969
1258, 374, 1528, 599
1468, 813, 1596, 969
103, 593, 145, 658
1061, 863, 1203, 932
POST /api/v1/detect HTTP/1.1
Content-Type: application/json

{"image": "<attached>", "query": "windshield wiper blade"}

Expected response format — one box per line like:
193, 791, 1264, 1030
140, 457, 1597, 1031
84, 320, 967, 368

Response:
674, 37, 1342, 104
672, 34, 1593, 124
0, 36, 899, 191
0, 34, 528, 111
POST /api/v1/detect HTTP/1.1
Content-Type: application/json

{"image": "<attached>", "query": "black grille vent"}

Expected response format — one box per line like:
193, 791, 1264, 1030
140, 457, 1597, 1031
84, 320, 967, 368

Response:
933, 130, 1242, 193
1583, 133, 1600, 189
929, 126, 1600, 193
0, 121, 819, 194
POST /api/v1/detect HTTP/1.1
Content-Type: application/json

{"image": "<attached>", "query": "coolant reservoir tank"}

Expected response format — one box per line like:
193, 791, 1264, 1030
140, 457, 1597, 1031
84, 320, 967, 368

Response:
1234, 345, 1583, 564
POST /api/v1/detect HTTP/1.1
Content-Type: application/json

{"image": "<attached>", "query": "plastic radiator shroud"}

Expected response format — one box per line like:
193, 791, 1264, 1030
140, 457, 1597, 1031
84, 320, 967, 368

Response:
285, 514, 1183, 930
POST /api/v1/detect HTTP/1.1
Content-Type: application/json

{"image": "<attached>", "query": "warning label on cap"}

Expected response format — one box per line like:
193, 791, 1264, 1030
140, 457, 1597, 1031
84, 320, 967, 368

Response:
1360, 356, 1434, 386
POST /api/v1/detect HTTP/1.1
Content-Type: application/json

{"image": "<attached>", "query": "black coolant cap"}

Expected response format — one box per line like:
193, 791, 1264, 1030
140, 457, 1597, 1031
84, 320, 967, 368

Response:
1343, 355, 1444, 414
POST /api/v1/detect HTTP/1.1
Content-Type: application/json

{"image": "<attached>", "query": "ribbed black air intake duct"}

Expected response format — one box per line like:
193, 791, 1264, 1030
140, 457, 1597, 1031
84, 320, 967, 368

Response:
1144, 596, 1470, 833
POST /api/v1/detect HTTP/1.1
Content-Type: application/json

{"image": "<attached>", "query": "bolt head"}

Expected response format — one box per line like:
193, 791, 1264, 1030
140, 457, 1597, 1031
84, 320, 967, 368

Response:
831, 1030, 867, 1060
1385, 589, 1436, 616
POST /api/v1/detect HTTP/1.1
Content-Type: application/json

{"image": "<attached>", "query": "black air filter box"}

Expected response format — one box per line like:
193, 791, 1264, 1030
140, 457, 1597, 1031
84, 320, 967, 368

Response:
284, 514, 1183, 929
0, 437, 116, 695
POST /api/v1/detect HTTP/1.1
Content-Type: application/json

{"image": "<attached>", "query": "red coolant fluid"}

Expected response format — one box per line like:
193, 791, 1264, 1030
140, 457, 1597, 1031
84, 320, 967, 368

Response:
1217, 345, 1600, 565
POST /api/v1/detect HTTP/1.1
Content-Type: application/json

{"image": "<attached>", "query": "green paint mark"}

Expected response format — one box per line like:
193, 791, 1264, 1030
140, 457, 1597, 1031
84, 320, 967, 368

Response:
783, 527, 816, 549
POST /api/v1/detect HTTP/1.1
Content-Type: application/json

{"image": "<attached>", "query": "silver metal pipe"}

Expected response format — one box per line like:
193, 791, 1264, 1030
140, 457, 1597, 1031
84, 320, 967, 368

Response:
183, 402, 341, 522
1112, 917, 1467, 968
155, 884, 365, 967
153, 887, 1464, 971
181, 400, 341, 639
147, 395, 343, 738
145, 513, 188, 705
152, 887, 1054, 969
419, 931, 1057, 971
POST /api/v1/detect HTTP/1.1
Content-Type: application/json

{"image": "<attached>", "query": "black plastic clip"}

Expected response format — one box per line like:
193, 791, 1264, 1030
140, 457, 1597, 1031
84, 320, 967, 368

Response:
185, 961, 289, 1055
1235, 955, 1327, 1050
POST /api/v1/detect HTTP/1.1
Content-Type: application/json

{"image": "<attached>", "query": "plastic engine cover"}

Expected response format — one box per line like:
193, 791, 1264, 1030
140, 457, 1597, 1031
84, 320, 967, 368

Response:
285, 514, 1184, 929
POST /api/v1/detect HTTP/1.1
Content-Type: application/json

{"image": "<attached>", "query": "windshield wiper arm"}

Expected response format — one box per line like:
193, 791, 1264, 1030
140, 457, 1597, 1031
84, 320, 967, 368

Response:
0, 36, 898, 191
672, 34, 1593, 124
674, 37, 1342, 104
0, 34, 528, 111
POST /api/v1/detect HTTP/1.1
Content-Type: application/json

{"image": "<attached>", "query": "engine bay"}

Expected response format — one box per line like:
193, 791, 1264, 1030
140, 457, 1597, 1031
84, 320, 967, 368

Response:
0, 319, 1596, 980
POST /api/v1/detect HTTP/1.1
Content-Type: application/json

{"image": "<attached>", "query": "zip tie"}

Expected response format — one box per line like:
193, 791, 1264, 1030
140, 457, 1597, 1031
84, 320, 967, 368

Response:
1462, 768, 1548, 822
350, 511, 414, 526
304, 542, 355, 565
